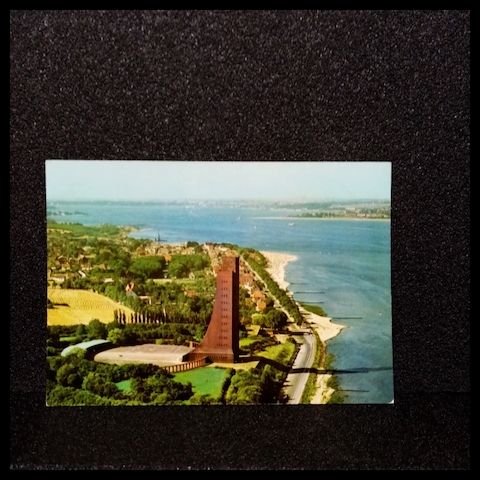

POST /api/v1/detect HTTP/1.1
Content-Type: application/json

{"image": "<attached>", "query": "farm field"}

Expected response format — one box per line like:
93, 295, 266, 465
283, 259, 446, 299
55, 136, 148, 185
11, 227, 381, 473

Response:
173, 366, 229, 398
47, 288, 134, 325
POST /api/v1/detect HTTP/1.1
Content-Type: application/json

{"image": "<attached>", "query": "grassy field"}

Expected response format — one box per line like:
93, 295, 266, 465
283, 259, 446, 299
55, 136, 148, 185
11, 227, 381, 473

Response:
239, 336, 264, 348
210, 360, 259, 370
256, 342, 296, 367
173, 367, 229, 398
47, 221, 122, 237
47, 288, 134, 325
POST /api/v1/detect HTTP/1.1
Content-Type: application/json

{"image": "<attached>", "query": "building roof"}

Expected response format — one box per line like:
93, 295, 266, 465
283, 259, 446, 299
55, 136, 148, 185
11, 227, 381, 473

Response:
93, 344, 194, 366
61, 339, 112, 357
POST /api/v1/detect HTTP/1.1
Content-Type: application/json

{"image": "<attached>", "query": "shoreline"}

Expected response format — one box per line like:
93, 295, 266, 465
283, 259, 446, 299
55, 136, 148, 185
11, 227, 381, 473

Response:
261, 250, 345, 404
254, 216, 390, 222
260, 251, 298, 290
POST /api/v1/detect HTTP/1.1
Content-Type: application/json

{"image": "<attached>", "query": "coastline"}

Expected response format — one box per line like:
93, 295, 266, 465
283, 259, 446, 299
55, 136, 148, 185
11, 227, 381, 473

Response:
260, 251, 298, 290
254, 216, 390, 222
261, 250, 345, 404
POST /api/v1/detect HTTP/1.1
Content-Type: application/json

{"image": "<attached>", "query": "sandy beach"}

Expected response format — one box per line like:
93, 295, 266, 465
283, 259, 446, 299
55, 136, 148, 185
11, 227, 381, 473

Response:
298, 305, 344, 344
299, 306, 344, 405
261, 250, 344, 343
261, 250, 345, 403
261, 251, 298, 290
311, 374, 335, 404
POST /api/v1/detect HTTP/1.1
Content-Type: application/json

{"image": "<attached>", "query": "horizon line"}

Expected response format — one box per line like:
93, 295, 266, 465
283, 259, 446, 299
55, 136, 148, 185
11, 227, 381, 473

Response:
46, 197, 391, 203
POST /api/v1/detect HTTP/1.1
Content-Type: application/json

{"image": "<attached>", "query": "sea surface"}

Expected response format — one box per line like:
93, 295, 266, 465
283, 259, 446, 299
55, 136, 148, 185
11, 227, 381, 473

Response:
47, 201, 393, 403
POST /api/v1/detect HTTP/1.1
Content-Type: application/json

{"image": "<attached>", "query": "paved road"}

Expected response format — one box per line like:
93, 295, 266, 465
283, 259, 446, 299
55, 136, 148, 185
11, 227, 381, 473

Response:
284, 331, 316, 404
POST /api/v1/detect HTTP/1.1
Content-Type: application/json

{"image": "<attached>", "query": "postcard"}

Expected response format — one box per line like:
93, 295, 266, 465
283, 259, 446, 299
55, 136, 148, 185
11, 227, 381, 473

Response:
46, 161, 392, 405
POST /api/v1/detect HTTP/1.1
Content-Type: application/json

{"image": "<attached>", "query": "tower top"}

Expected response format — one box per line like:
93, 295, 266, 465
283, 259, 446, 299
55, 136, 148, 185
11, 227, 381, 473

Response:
221, 255, 239, 272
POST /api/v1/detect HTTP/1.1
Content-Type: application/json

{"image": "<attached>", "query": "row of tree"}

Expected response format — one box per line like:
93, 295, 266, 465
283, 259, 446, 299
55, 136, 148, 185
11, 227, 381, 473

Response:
107, 322, 205, 346
112, 301, 212, 326
235, 250, 303, 324
113, 308, 170, 325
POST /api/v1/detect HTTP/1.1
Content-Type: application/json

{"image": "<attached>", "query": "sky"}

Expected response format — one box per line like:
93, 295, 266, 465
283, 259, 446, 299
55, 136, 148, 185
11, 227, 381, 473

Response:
46, 161, 391, 201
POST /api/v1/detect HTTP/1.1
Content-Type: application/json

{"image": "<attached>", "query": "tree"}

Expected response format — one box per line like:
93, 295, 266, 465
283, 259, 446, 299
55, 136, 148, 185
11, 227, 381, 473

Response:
252, 313, 267, 326
56, 363, 83, 388
47, 385, 108, 406
129, 256, 166, 279
87, 319, 107, 339
75, 324, 87, 337
188, 393, 219, 405
47, 356, 65, 381
110, 254, 131, 277
82, 372, 118, 398
131, 372, 193, 404
194, 324, 206, 342
106, 319, 123, 332
107, 328, 136, 346
225, 369, 264, 404
167, 254, 210, 278
265, 309, 288, 330
65, 347, 87, 360
250, 309, 287, 330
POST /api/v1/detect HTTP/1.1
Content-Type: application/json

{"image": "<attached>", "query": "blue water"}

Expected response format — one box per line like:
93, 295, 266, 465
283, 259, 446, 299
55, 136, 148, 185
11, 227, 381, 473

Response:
47, 201, 393, 403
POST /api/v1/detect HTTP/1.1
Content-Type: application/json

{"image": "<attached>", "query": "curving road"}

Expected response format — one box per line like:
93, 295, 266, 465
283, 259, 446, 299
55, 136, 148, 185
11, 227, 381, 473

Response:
284, 331, 316, 404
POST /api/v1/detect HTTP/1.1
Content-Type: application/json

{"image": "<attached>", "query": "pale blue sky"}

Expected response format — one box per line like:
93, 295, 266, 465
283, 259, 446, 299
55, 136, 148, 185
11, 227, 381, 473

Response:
46, 161, 391, 201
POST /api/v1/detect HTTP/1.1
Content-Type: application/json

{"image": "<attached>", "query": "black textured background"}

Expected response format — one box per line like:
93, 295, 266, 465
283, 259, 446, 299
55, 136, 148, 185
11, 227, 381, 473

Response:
10, 10, 470, 470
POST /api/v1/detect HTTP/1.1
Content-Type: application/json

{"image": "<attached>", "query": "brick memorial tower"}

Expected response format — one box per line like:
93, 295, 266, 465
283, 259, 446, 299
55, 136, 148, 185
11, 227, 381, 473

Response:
189, 255, 239, 363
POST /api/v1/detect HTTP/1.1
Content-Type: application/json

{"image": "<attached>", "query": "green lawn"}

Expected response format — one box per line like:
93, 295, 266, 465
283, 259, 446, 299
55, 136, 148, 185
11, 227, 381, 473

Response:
239, 335, 277, 355
59, 336, 80, 342
240, 336, 263, 348
173, 367, 229, 398
256, 342, 296, 367
115, 379, 133, 392
247, 325, 261, 336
